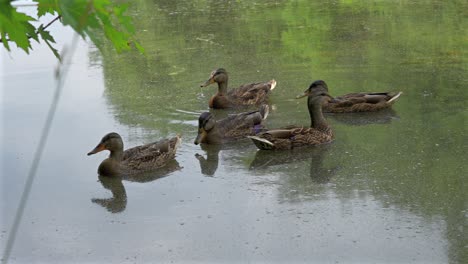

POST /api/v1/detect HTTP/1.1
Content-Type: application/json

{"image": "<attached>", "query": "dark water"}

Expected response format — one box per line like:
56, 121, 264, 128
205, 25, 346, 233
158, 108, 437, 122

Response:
2, 1, 467, 263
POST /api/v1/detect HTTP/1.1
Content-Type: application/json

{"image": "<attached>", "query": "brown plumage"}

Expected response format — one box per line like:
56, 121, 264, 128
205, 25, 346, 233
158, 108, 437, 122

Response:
249, 85, 333, 150
307, 80, 402, 113
194, 104, 269, 145
200, 68, 277, 109
87, 132, 181, 177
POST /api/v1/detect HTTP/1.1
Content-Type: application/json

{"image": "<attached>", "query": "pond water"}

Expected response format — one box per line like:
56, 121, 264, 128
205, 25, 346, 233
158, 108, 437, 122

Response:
2, 1, 467, 263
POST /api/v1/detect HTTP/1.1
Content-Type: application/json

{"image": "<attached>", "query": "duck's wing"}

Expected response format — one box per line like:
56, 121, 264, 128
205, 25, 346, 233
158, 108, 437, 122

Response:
122, 136, 181, 171
228, 80, 277, 105
249, 126, 332, 150
220, 105, 269, 129
218, 105, 269, 140
326, 91, 402, 112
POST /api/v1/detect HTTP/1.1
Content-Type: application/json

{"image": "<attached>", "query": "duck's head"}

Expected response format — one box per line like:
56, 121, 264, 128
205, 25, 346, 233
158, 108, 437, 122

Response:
296, 81, 334, 111
307, 91, 332, 106
200, 68, 228, 87
87, 132, 124, 155
310, 80, 329, 92
296, 80, 330, 99
194, 112, 216, 145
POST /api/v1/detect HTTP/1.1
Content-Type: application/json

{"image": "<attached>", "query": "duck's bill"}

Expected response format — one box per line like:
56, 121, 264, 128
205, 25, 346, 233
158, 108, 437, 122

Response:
295, 91, 309, 99
194, 127, 209, 145
200, 78, 214, 87
194, 134, 202, 145
87, 143, 106, 156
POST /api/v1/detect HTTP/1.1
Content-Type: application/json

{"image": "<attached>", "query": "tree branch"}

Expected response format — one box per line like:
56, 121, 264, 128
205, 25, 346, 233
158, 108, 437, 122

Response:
42, 15, 62, 31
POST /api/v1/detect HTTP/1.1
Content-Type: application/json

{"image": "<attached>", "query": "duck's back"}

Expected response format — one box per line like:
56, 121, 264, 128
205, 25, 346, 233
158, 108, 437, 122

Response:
217, 107, 268, 141
254, 126, 333, 150
122, 136, 181, 172
325, 91, 402, 113
227, 80, 276, 106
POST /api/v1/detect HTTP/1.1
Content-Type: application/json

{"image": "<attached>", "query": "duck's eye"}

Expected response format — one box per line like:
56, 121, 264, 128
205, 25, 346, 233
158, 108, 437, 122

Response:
202, 119, 210, 127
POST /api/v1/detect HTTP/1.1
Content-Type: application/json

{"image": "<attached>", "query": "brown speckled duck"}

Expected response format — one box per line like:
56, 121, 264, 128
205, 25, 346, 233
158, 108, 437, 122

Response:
200, 68, 277, 109
194, 104, 269, 145
306, 80, 402, 113
248, 84, 333, 150
87, 132, 181, 177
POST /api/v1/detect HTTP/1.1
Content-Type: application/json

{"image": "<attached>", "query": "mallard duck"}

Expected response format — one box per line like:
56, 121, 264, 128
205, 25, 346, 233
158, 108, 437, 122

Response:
87, 132, 181, 177
194, 104, 269, 145
305, 80, 402, 113
248, 84, 333, 150
200, 68, 277, 109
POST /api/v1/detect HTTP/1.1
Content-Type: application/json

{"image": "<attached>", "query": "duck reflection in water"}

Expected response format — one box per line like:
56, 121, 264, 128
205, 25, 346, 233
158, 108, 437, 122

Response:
250, 144, 338, 184
307, 145, 339, 184
91, 160, 182, 213
92, 175, 127, 213
195, 144, 221, 176
326, 108, 399, 126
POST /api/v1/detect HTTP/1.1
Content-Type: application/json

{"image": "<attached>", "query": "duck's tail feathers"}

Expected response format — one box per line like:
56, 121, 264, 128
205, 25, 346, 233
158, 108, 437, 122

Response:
172, 135, 182, 151
259, 104, 269, 120
248, 136, 275, 150
387, 91, 402, 104
269, 79, 277, 90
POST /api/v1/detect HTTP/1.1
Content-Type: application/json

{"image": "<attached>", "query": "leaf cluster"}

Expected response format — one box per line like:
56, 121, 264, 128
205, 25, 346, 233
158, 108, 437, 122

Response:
0, 0, 143, 59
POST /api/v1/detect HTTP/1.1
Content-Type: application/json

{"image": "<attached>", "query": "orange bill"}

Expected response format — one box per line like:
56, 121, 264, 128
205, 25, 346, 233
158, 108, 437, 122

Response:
87, 143, 106, 156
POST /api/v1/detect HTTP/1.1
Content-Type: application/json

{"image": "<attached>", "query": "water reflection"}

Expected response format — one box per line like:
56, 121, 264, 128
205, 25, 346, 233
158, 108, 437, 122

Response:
92, 160, 181, 213
195, 144, 221, 176
308, 145, 339, 184
250, 143, 338, 184
325, 108, 399, 126
120, 160, 182, 183
92, 175, 127, 213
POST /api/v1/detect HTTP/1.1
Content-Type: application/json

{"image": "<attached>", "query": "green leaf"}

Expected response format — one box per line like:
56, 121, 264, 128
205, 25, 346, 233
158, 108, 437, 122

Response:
1, 0, 141, 57
37, 0, 60, 17
133, 41, 145, 54
43, 37, 61, 60
38, 28, 56, 44
86, 13, 100, 29
58, 0, 90, 35
114, 4, 134, 33
0, 3, 37, 53
103, 25, 130, 52
1, 31, 11, 51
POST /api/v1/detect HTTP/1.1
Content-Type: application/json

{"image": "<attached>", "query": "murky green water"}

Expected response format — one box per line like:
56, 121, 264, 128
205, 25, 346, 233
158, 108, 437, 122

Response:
2, 1, 467, 263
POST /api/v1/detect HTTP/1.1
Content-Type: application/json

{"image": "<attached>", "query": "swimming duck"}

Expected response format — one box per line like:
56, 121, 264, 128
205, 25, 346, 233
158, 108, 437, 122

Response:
194, 104, 269, 145
87, 132, 181, 177
200, 68, 277, 109
305, 80, 402, 113
248, 84, 333, 150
